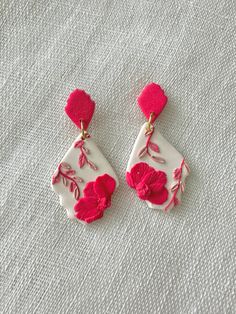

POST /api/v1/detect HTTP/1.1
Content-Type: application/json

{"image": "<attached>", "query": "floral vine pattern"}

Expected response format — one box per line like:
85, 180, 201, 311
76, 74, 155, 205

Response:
51, 162, 83, 200
74, 140, 98, 170
164, 159, 190, 211
138, 127, 166, 164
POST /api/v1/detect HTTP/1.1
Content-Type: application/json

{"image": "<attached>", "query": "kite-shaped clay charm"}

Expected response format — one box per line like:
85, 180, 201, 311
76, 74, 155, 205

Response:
126, 83, 190, 211
51, 89, 119, 223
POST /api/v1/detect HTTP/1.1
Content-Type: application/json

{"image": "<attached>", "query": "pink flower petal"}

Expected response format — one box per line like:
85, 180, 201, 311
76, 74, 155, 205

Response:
97, 197, 111, 211
83, 181, 96, 198
74, 197, 102, 223
127, 162, 169, 206
94, 174, 116, 198
136, 182, 151, 200
147, 187, 168, 205
126, 171, 135, 188
143, 170, 167, 191
130, 162, 154, 186
76, 210, 103, 224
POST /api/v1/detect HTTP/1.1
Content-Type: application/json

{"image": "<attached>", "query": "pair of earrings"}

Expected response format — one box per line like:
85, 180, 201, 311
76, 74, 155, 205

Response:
51, 83, 190, 224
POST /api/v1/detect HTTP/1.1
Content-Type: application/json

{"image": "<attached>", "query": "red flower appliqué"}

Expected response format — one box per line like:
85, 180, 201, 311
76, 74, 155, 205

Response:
74, 174, 116, 223
126, 162, 168, 205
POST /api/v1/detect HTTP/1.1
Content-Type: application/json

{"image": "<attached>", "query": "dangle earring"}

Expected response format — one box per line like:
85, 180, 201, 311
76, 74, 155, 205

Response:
126, 83, 190, 211
51, 89, 119, 223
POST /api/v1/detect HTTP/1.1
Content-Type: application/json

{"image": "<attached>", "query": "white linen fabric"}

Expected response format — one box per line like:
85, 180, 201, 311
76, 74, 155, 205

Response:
0, 0, 235, 313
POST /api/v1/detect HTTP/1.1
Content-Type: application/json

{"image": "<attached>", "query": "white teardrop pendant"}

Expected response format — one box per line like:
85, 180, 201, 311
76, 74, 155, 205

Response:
126, 123, 189, 211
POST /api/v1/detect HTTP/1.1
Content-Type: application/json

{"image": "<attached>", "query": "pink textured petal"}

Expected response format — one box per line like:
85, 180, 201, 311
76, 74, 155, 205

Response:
74, 197, 98, 213
136, 182, 151, 200
147, 187, 169, 205
126, 171, 135, 188
76, 210, 103, 224
83, 181, 96, 198
97, 197, 111, 211
74, 197, 102, 223
130, 162, 153, 186
94, 174, 116, 199
65, 89, 95, 130
138, 83, 167, 122
143, 170, 167, 191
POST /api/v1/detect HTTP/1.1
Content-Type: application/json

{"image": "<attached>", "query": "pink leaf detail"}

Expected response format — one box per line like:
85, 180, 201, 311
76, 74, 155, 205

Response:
171, 183, 179, 192
52, 174, 60, 185
61, 162, 71, 169
82, 146, 89, 154
79, 154, 86, 168
70, 182, 76, 192
88, 161, 98, 170
184, 162, 191, 173
149, 142, 159, 153
62, 177, 68, 186
74, 176, 83, 183
66, 170, 76, 175
181, 182, 185, 193
74, 140, 84, 148
151, 156, 166, 164
138, 146, 147, 158
174, 197, 180, 206
173, 168, 181, 180
74, 188, 80, 200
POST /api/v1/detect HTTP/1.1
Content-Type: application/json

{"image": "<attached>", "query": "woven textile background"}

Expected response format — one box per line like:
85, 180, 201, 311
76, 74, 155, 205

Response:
1, 0, 235, 313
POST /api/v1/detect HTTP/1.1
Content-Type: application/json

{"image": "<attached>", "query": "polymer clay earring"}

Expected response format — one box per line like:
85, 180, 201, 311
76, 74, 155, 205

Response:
126, 83, 190, 211
51, 89, 119, 223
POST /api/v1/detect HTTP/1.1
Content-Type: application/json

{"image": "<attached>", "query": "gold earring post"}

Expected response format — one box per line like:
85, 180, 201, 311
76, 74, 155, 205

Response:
145, 112, 154, 135
80, 120, 90, 140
